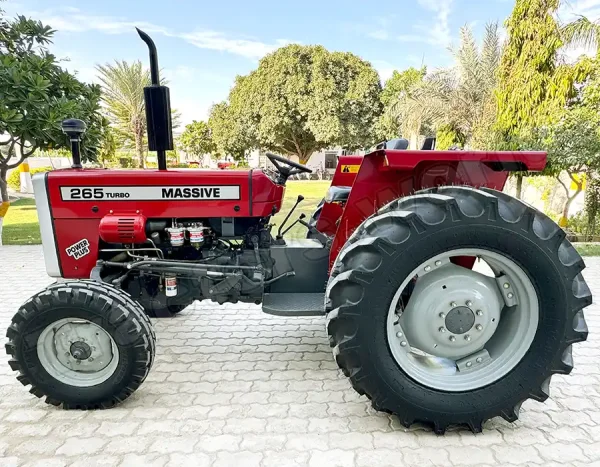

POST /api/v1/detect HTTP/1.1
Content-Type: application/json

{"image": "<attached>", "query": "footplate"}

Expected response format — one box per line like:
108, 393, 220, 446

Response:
262, 293, 326, 316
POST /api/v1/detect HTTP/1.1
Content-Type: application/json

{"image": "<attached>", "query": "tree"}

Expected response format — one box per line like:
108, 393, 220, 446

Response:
545, 105, 600, 226
211, 44, 382, 164
377, 67, 427, 144
0, 11, 102, 242
561, 15, 600, 56
425, 23, 502, 148
495, 0, 575, 198
98, 119, 117, 167
179, 120, 216, 163
208, 101, 252, 161
96, 61, 149, 169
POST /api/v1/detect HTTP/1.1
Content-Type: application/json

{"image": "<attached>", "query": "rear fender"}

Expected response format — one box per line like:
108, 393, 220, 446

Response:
328, 149, 547, 269
315, 155, 362, 236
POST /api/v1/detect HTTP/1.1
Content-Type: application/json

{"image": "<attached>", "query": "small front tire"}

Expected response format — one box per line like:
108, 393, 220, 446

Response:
5, 281, 156, 409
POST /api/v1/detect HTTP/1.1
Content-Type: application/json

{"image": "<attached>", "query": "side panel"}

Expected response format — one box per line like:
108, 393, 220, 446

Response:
54, 219, 101, 278
48, 168, 283, 220
328, 150, 547, 269
269, 239, 330, 293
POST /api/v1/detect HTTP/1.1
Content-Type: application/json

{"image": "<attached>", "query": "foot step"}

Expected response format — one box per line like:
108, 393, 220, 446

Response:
262, 293, 325, 316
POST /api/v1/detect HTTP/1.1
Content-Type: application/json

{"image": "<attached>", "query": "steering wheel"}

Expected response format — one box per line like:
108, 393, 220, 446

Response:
266, 152, 312, 182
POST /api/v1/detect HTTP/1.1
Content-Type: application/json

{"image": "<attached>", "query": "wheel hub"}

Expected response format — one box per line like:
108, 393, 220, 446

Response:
387, 248, 540, 392
445, 306, 475, 335
69, 341, 92, 360
398, 262, 504, 360
37, 318, 119, 386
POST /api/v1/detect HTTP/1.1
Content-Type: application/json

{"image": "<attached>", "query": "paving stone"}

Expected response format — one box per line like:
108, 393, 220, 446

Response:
0, 247, 597, 466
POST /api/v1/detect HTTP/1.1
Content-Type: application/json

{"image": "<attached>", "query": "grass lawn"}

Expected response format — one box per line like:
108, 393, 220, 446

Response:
2, 198, 41, 245
3, 182, 600, 257
271, 180, 328, 239
573, 243, 600, 257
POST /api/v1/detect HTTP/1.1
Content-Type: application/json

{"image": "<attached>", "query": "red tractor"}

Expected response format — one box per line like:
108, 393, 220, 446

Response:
6, 30, 591, 433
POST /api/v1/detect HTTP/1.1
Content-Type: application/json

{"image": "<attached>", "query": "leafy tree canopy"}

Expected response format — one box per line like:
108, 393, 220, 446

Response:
0, 15, 102, 166
376, 67, 427, 141
210, 44, 382, 163
0, 11, 102, 203
179, 120, 216, 159
496, 0, 571, 134
208, 101, 252, 161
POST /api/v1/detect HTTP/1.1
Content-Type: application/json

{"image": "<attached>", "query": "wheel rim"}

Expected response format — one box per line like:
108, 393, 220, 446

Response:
37, 318, 119, 387
387, 248, 539, 392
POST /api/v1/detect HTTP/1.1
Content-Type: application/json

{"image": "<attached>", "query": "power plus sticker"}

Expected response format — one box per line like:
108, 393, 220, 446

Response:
66, 239, 90, 260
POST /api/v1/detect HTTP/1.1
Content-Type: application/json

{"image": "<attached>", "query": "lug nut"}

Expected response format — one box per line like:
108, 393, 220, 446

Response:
476, 310, 483, 316
88, 357, 94, 362
503, 283, 510, 289
464, 335, 471, 341
425, 265, 431, 272
400, 341, 407, 347
507, 292, 514, 299
396, 331, 403, 337
449, 336, 456, 342
466, 361, 472, 367
476, 357, 483, 363
439, 312, 446, 319
450, 302, 457, 308
439, 327, 446, 333
466, 300, 473, 307
475, 324, 483, 331
435, 260, 442, 266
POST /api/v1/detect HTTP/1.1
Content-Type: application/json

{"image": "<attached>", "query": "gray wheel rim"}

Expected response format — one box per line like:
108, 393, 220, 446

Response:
387, 248, 539, 391
37, 318, 119, 387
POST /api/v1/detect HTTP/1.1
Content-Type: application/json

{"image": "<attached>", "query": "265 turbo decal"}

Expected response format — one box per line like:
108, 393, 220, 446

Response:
60, 185, 241, 201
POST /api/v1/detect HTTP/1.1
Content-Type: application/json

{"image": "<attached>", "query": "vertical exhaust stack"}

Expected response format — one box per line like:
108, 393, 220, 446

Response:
61, 118, 86, 169
136, 28, 173, 170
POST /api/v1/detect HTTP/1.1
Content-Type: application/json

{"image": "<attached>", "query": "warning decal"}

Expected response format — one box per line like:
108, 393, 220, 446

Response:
340, 165, 360, 173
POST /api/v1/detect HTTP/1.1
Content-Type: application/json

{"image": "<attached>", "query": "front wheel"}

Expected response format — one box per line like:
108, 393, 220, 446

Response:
5, 281, 156, 409
326, 186, 591, 433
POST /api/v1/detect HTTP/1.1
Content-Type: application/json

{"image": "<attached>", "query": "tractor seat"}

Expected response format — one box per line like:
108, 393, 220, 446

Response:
386, 138, 410, 150
326, 186, 351, 203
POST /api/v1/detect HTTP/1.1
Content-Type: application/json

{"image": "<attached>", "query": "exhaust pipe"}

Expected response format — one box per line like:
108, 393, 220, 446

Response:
136, 28, 173, 171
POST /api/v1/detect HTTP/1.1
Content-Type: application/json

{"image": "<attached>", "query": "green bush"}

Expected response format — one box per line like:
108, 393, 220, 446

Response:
568, 210, 600, 240
118, 156, 137, 168
7, 166, 52, 190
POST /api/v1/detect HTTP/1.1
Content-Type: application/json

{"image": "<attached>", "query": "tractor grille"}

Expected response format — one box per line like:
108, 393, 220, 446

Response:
117, 217, 137, 241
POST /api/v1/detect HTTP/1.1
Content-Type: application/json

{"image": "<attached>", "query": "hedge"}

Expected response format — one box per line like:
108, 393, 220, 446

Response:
7, 166, 53, 190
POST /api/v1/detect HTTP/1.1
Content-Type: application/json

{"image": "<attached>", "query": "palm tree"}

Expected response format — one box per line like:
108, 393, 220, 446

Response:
96, 61, 150, 168
419, 22, 502, 146
561, 16, 600, 55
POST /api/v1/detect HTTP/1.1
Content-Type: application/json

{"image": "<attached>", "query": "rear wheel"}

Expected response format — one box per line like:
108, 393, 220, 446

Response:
5, 281, 155, 409
326, 186, 591, 433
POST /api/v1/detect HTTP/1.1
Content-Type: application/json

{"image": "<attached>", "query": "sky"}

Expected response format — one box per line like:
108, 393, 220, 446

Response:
3, 0, 600, 127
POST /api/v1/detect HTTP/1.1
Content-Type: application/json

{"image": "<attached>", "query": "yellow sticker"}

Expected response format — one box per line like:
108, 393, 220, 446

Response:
340, 165, 359, 173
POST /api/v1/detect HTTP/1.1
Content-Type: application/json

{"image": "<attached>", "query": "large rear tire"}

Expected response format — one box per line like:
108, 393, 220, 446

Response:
326, 186, 591, 433
5, 281, 156, 409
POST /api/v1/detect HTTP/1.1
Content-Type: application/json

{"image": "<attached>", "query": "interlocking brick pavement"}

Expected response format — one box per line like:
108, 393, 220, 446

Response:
0, 245, 598, 466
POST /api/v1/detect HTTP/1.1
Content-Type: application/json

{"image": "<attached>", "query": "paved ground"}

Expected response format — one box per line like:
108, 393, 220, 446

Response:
0, 245, 599, 467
